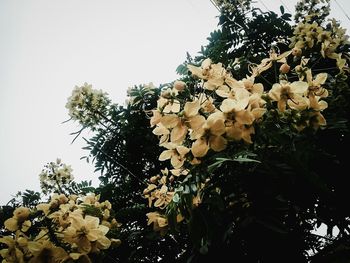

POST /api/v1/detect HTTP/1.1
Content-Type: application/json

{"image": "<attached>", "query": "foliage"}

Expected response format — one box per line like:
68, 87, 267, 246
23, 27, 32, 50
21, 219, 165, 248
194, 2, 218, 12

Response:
1, 0, 350, 262
0, 160, 120, 262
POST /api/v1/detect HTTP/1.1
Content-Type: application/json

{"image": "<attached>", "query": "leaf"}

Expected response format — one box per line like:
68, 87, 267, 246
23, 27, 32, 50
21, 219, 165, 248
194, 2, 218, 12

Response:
190, 183, 197, 192
173, 193, 180, 203
208, 155, 261, 172
176, 64, 189, 76
281, 13, 292, 21
234, 156, 261, 163
280, 5, 284, 15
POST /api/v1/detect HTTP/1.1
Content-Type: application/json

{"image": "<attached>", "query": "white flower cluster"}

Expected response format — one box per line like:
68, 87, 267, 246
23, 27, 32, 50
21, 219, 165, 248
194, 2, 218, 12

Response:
66, 83, 111, 128
39, 158, 74, 194
213, 0, 251, 13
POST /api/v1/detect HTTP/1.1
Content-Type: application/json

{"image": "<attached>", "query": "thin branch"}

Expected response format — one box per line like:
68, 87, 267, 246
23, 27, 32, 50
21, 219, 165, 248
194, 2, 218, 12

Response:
95, 146, 147, 186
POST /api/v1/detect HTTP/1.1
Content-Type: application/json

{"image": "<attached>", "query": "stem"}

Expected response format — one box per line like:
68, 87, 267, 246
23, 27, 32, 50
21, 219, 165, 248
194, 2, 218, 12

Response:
54, 176, 64, 195
310, 56, 322, 70
95, 146, 147, 186
274, 61, 279, 83
51, 166, 64, 194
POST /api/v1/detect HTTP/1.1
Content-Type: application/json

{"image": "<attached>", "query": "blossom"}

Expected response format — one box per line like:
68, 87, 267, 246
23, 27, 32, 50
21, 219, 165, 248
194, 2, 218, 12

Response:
158, 143, 190, 168
4, 207, 31, 232
251, 50, 292, 76
187, 59, 227, 90
27, 240, 69, 263
66, 83, 111, 128
269, 80, 309, 112
191, 112, 227, 157
0, 236, 25, 263
39, 159, 74, 195
146, 212, 168, 235
63, 213, 111, 254
153, 185, 174, 209
48, 203, 74, 228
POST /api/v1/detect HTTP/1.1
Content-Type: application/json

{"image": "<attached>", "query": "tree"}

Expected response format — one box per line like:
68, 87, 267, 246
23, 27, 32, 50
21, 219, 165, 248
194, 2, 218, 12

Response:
1, 0, 350, 262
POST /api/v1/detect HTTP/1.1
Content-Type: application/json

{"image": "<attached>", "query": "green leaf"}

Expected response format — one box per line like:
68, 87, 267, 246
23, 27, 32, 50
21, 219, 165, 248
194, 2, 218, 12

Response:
280, 5, 285, 15
173, 193, 180, 203
176, 64, 189, 76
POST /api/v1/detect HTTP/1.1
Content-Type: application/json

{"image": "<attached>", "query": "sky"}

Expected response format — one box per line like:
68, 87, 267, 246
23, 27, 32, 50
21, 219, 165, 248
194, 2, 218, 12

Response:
0, 0, 349, 204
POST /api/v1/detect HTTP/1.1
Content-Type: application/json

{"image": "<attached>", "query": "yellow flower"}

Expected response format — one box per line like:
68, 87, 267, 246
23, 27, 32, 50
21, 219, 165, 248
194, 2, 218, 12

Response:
187, 59, 227, 90
143, 184, 158, 207
304, 70, 329, 112
336, 54, 347, 70
306, 70, 328, 97
269, 80, 309, 112
21, 220, 31, 232
146, 212, 168, 235
36, 203, 51, 216
321, 40, 339, 59
220, 88, 257, 137
191, 138, 210, 158
4, 217, 19, 232
81, 193, 100, 205
48, 203, 73, 228
252, 50, 292, 76
198, 93, 216, 113
0, 236, 25, 263
152, 122, 170, 144
163, 99, 181, 114
150, 110, 162, 127
155, 99, 206, 145
191, 112, 227, 157
13, 207, 30, 221
187, 58, 212, 79
153, 185, 174, 209
158, 143, 190, 168
64, 213, 111, 254
203, 63, 227, 90
27, 240, 68, 263
169, 100, 202, 143
225, 122, 255, 144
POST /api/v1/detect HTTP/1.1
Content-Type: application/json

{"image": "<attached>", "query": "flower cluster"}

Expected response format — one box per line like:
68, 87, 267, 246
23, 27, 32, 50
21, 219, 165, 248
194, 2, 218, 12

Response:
290, 19, 349, 70
151, 59, 266, 166
1, 193, 120, 263
39, 158, 74, 195
150, 52, 332, 174
66, 83, 111, 128
294, 0, 330, 24
213, 0, 251, 13
143, 13, 348, 232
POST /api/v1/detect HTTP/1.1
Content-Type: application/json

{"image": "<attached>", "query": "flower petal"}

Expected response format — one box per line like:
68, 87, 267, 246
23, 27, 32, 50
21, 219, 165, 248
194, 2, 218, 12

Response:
209, 136, 227, 152
184, 100, 200, 117
160, 115, 179, 129
159, 150, 173, 161
191, 138, 209, 158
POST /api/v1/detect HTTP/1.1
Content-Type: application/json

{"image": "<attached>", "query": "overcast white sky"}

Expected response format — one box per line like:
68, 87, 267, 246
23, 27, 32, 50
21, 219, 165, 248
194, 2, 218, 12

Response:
0, 0, 349, 204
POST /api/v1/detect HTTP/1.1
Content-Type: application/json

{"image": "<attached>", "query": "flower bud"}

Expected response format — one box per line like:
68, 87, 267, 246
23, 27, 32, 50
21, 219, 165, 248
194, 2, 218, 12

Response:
279, 63, 290, 74
150, 176, 158, 184
173, 80, 186, 91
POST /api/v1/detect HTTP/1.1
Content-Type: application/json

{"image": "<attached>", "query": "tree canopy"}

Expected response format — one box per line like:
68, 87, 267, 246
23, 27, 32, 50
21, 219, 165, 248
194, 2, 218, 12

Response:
1, 0, 350, 262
